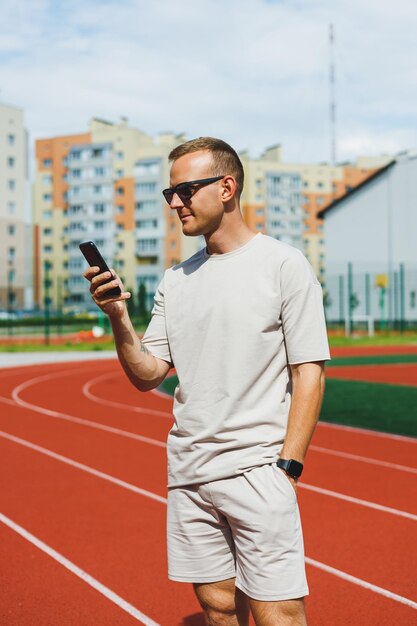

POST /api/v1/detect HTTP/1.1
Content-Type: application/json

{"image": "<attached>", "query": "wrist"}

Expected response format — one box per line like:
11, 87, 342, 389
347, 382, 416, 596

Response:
276, 458, 304, 479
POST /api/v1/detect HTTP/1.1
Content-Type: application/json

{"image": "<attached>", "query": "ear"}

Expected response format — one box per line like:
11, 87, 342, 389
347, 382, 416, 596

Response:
220, 175, 237, 202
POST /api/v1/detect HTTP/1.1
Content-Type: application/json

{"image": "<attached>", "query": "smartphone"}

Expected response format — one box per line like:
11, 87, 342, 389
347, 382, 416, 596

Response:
79, 241, 122, 297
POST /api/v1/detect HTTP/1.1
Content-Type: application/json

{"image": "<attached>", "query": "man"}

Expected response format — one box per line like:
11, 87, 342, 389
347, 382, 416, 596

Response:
84, 137, 330, 626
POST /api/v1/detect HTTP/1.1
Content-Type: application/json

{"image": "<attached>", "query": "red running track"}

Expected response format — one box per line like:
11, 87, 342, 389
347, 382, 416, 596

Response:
0, 359, 416, 625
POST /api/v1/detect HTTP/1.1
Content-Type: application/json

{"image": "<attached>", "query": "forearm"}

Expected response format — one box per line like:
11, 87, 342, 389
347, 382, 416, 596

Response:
110, 309, 168, 392
280, 362, 326, 463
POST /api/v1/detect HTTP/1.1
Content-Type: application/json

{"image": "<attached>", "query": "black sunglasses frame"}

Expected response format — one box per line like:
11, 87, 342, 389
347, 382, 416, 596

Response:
162, 176, 225, 204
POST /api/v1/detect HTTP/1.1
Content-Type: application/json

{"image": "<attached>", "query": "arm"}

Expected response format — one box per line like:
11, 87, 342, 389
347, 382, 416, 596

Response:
84, 266, 170, 392
279, 360, 326, 489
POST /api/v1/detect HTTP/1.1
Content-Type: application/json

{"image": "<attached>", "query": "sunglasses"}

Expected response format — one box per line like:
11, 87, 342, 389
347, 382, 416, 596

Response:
162, 176, 224, 204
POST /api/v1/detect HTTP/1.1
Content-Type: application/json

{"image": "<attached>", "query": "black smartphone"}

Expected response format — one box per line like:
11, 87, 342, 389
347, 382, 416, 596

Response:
79, 241, 122, 297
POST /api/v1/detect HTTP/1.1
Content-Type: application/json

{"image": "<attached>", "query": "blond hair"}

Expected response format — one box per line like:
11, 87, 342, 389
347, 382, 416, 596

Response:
169, 137, 244, 198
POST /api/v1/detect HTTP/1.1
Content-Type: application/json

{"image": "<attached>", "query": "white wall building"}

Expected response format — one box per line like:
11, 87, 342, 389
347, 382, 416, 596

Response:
319, 154, 417, 325
0, 102, 31, 311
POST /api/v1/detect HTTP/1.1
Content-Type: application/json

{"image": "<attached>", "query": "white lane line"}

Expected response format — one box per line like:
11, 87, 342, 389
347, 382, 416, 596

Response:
1, 395, 166, 449
310, 445, 417, 474
0, 396, 417, 520
300, 483, 417, 521
9, 364, 417, 444
305, 557, 417, 610
1, 429, 415, 523
317, 420, 417, 444
4, 369, 168, 449
82, 372, 172, 419
0, 430, 167, 505
0, 512, 161, 625
2, 432, 416, 611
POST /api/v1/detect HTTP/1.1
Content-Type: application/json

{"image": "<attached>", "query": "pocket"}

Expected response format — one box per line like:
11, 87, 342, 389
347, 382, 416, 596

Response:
271, 463, 297, 502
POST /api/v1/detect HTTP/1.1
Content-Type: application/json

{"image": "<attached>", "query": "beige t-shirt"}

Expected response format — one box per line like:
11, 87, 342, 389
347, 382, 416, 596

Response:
142, 233, 330, 487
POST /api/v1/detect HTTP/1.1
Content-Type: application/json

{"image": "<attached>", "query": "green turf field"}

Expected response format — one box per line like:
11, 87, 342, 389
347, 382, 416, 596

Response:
159, 372, 417, 438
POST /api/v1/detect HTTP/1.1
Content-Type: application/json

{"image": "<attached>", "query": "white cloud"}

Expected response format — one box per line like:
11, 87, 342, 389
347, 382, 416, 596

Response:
0, 0, 416, 163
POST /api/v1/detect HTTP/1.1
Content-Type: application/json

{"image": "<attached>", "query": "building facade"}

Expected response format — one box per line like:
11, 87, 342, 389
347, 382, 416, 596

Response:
241, 146, 386, 283
319, 154, 417, 325
33, 119, 194, 312
0, 102, 31, 312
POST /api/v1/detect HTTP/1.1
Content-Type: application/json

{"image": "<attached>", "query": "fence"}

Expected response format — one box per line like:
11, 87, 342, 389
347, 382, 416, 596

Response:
324, 263, 417, 332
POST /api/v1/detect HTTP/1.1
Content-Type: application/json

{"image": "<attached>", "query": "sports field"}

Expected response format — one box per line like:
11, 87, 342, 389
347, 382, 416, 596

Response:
0, 344, 416, 624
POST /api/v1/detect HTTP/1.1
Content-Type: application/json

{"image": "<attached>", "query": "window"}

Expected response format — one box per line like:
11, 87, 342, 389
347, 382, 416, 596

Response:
8, 225, 16, 236
316, 196, 324, 205
116, 205, 124, 214
136, 219, 158, 229
7, 156, 15, 167
94, 221, 105, 230
135, 200, 157, 211
116, 186, 124, 196
43, 193, 52, 202
135, 161, 160, 176
43, 245, 53, 254
136, 182, 157, 195
43, 174, 52, 185
8, 179, 15, 191
43, 228, 52, 236
117, 241, 125, 250
137, 238, 158, 253
43, 158, 52, 168
8, 201, 16, 214
116, 151, 124, 160
72, 169, 82, 179
7, 134, 15, 145
317, 181, 324, 189
71, 150, 81, 160
170, 240, 176, 249
256, 223, 263, 230
94, 203, 106, 213
92, 148, 103, 158
117, 223, 124, 232
116, 169, 124, 178
8, 247, 16, 260
256, 208, 263, 216
93, 185, 102, 194
95, 167, 105, 177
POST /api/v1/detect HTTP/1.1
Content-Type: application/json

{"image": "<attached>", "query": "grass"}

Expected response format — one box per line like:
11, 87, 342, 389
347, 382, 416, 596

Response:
159, 375, 417, 438
320, 379, 417, 437
328, 332, 417, 347
328, 354, 417, 367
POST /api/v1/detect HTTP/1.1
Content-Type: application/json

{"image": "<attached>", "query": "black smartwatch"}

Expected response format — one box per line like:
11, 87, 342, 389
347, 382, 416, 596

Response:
276, 458, 304, 479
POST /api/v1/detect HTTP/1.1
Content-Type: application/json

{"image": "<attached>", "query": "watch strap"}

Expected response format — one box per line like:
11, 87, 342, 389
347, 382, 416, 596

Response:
276, 458, 304, 479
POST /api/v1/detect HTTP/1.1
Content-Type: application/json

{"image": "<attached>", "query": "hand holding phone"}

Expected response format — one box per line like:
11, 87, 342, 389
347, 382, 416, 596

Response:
80, 241, 130, 314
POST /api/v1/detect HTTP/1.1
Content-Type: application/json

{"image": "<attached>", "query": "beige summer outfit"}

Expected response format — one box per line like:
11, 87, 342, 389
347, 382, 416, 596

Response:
143, 233, 330, 601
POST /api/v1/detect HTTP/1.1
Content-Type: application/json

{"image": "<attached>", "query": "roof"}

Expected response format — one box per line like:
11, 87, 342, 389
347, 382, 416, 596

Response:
317, 159, 396, 218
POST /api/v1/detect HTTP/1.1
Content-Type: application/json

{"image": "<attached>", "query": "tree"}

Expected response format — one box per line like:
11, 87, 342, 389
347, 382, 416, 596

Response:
138, 282, 148, 318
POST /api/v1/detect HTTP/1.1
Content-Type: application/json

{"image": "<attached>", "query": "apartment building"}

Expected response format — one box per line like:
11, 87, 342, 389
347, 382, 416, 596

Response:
241, 145, 387, 282
0, 102, 31, 311
34, 119, 190, 311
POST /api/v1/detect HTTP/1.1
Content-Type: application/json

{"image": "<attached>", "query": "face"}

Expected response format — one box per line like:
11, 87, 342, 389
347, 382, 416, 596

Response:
167, 150, 225, 237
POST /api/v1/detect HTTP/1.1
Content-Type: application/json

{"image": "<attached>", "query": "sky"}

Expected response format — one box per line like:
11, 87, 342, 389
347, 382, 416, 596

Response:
1, 0, 416, 164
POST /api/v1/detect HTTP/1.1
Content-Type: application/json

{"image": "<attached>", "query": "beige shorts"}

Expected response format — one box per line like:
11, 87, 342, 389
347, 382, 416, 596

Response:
167, 463, 309, 601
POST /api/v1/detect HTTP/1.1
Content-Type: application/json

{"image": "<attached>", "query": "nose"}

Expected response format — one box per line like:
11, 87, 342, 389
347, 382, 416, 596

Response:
169, 192, 184, 210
